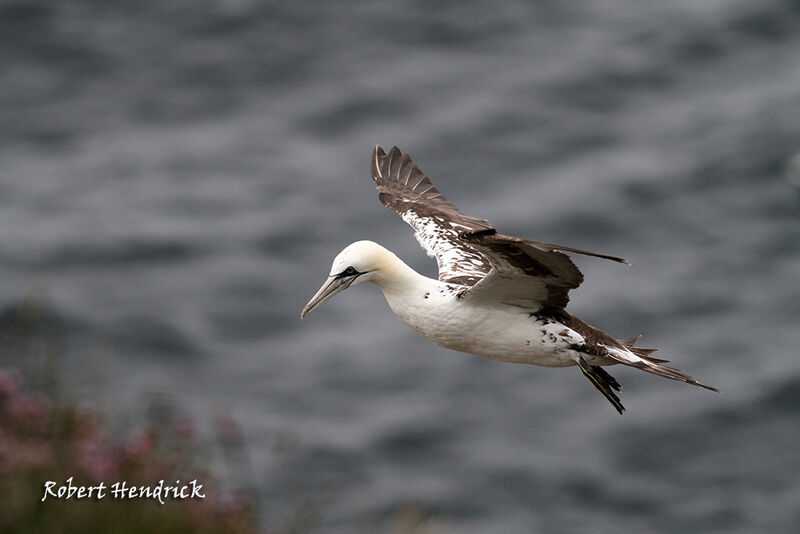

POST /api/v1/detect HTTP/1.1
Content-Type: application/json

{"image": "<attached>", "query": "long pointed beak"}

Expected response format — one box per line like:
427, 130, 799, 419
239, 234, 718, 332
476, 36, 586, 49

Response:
300, 276, 348, 319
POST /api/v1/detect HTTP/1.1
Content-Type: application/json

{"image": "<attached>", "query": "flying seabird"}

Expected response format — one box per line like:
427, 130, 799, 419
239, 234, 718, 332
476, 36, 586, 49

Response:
301, 145, 718, 413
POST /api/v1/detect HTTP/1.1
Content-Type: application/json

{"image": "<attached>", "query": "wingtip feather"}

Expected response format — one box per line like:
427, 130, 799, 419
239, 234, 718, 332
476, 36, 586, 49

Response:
371, 145, 385, 180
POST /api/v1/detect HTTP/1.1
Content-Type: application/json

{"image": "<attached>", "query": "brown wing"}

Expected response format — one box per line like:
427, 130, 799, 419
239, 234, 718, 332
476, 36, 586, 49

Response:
371, 145, 629, 309
459, 233, 585, 309
371, 145, 494, 286
461, 233, 631, 309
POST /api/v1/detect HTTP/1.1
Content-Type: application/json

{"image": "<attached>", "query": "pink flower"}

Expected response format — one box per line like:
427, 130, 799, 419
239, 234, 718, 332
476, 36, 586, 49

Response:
7, 393, 49, 424
123, 430, 156, 458
78, 439, 118, 481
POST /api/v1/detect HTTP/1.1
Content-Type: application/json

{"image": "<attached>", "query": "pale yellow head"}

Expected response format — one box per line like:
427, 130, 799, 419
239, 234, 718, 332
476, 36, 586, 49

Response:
300, 240, 399, 318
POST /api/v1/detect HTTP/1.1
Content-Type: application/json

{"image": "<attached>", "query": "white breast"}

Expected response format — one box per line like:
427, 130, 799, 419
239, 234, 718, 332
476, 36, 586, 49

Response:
381, 280, 585, 367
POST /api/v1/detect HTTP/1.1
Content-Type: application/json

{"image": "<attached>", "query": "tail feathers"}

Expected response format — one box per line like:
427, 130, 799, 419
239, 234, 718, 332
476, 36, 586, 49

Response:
619, 335, 669, 363
618, 335, 640, 346
626, 359, 720, 392
577, 356, 625, 415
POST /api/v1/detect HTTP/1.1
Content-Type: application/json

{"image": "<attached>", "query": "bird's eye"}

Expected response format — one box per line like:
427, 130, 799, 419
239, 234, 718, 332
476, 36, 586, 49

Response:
343, 266, 357, 276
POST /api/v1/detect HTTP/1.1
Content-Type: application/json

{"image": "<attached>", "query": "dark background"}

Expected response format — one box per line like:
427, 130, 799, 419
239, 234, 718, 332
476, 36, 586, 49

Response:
1, 0, 799, 532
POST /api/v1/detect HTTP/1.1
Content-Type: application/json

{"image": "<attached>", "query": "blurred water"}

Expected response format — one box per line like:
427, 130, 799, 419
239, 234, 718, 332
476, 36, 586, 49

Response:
1, 0, 799, 532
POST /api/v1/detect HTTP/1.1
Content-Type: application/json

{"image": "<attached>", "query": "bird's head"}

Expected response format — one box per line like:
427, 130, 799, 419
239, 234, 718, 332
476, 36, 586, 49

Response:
300, 240, 392, 319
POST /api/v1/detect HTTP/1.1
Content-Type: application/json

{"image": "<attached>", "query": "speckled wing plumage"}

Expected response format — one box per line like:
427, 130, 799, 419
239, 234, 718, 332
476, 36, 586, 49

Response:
370, 145, 629, 310
371, 145, 494, 287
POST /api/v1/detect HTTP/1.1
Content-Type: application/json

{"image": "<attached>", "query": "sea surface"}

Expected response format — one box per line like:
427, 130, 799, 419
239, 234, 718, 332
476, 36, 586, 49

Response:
1, 1, 799, 532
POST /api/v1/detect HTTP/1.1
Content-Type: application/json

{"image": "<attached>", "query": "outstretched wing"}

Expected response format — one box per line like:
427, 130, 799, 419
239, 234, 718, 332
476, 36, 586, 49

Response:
371, 145, 629, 310
371, 145, 494, 286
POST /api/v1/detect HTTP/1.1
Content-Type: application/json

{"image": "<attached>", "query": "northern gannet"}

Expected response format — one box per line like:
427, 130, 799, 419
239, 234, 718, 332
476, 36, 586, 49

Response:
301, 146, 718, 413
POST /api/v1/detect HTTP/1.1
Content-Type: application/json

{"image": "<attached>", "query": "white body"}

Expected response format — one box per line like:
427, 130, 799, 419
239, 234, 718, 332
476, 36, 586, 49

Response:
381, 267, 592, 367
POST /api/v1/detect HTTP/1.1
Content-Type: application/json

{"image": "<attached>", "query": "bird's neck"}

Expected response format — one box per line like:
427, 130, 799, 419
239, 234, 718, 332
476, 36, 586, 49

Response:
371, 252, 436, 297
370, 253, 441, 333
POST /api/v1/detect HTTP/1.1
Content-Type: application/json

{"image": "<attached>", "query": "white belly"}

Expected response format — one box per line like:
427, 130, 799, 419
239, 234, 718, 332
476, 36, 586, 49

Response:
385, 288, 585, 367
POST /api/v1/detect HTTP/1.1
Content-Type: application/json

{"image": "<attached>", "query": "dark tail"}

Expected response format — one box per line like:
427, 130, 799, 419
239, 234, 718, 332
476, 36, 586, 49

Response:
623, 358, 720, 392
618, 336, 719, 392
577, 356, 625, 415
